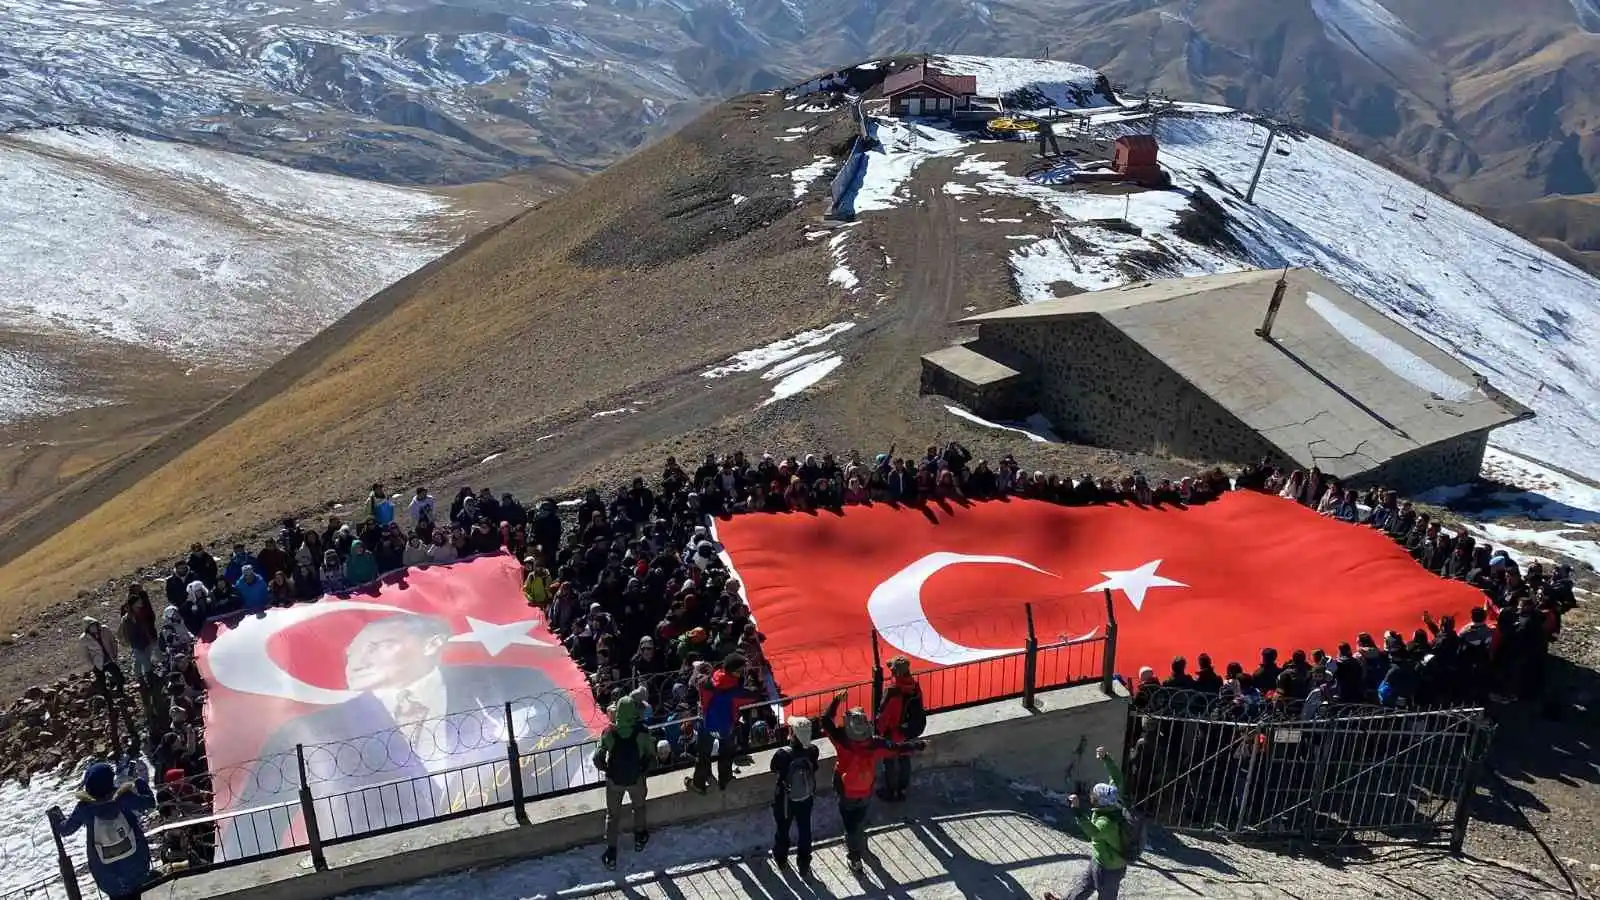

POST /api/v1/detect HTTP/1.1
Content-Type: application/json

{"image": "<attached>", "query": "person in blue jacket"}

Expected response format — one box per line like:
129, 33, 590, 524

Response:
232, 564, 270, 612
56, 762, 155, 900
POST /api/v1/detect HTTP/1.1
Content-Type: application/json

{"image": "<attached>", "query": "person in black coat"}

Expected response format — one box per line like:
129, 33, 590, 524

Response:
769, 717, 820, 876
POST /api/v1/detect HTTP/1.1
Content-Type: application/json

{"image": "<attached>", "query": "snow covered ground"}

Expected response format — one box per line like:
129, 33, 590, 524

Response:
0, 769, 90, 896
1418, 447, 1600, 573
836, 78, 1600, 481
1, 126, 460, 423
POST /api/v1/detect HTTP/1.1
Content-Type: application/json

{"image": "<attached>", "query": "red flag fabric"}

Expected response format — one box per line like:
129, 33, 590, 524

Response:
196, 554, 599, 859
717, 491, 1483, 709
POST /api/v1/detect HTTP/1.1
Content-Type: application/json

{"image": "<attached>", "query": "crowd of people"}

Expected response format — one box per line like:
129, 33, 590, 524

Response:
50, 446, 1583, 897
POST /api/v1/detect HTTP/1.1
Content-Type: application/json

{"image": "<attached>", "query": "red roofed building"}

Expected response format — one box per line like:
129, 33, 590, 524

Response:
882, 62, 978, 118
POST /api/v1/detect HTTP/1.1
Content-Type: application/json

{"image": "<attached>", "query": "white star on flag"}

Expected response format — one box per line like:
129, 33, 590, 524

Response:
1083, 559, 1187, 611
449, 617, 555, 657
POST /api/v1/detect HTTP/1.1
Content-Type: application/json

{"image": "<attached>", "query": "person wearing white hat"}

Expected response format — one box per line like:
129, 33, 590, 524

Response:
1046, 746, 1135, 900
768, 717, 820, 876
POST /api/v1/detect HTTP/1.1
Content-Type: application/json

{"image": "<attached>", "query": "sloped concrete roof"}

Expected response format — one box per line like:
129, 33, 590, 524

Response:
962, 269, 1532, 477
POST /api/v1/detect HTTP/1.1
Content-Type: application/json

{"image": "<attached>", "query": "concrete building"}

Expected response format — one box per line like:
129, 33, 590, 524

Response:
922, 268, 1534, 493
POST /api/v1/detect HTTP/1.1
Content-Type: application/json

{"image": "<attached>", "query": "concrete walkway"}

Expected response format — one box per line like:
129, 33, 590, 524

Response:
344, 770, 1573, 900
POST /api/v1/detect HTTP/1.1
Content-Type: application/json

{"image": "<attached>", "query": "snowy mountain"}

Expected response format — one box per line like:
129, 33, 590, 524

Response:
5, 0, 1594, 259
0, 0, 784, 183
0, 126, 463, 423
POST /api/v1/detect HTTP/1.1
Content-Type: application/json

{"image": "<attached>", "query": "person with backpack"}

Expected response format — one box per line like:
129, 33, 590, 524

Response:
592, 695, 656, 869
53, 762, 155, 900
768, 716, 820, 876
1046, 747, 1137, 900
874, 656, 926, 802
687, 653, 759, 794
819, 690, 927, 874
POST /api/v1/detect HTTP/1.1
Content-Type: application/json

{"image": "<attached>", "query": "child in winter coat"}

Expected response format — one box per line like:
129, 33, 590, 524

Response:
593, 696, 656, 869
1046, 747, 1130, 900
819, 690, 926, 873
769, 717, 820, 876
54, 762, 155, 900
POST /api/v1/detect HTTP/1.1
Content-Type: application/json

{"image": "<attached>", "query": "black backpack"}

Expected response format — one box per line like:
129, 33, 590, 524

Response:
603, 727, 644, 786
1117, 809, 1147, 864
899, 692, 927, 740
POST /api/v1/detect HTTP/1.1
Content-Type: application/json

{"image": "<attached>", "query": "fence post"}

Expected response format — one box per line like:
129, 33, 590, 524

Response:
505, 702, 529, 823
870, 630, 885, 715
47, 807, 84, 900
295, 744, 327, 871
1100, 588, 1119, 696
1022, 603, 1039, 710
1449, 715, 1493, 854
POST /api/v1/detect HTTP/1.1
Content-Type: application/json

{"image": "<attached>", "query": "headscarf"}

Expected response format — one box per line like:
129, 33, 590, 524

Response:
1090, 782, 1120, 807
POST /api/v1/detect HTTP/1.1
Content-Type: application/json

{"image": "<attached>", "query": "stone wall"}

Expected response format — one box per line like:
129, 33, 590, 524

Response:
977, 317, 1289, 470
920, 355, 1034, 421
1345, 428, 1492, 495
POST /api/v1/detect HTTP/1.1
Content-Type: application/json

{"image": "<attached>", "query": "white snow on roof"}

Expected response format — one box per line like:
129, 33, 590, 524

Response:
763, 353, 842, 404
932, 55, 1115, 111
701, 322, 855, 378
1305, 291, 1475, 401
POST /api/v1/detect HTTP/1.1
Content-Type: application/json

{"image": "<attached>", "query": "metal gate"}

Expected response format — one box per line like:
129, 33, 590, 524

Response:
1123, 690, 1495, 849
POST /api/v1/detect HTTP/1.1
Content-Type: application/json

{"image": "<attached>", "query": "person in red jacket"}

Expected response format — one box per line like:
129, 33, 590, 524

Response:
819, 690, 927, 873
873, 656, 926, 802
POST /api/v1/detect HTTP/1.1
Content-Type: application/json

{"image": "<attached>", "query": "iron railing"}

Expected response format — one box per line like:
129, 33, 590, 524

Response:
1123, 688, 1495, 851
42, 600, 1110, 892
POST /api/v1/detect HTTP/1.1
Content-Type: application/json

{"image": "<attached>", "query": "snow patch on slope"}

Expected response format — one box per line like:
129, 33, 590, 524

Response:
763, 354, 842, 404
1, 127, 456, 420
1309, 0, 1431, 82
0, 770, 90, 895
701, 323, 854, 378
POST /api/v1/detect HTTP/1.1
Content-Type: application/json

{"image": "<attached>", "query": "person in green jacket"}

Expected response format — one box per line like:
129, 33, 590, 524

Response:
343, 540, 379, 586
1047, 746, 1128, 900
593, 695, 656, 870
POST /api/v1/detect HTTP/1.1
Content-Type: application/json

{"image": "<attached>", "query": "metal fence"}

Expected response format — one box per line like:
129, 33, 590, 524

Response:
1123, 688, 1495, 850
37, 601, 1110, 896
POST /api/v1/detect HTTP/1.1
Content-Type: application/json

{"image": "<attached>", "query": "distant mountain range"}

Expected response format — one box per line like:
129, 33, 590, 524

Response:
2, 0, 1596, 267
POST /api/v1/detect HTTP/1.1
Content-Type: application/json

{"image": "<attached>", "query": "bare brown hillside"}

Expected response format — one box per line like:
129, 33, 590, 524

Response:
0, 92, 1189, 693
0, 94, 849, 624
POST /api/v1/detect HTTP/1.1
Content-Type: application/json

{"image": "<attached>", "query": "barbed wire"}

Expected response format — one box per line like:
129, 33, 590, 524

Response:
1132, 686, 1486, 724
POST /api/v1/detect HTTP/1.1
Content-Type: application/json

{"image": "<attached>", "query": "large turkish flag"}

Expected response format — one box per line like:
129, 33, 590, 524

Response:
717, 491, 1483, 710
